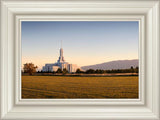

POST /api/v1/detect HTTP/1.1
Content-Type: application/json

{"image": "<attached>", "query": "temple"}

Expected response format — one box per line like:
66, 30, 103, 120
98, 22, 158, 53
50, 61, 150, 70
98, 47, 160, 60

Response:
42, 47, 79, 73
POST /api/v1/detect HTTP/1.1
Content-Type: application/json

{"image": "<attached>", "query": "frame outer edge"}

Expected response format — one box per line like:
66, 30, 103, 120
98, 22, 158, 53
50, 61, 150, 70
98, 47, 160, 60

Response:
153, 1, 160, 119
0, 0, 8, 119
0, 0, 160, 120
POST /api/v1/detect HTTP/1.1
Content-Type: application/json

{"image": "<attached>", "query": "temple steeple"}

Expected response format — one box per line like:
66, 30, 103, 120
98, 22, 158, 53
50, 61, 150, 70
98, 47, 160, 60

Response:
60, 48, 64, 58
57, 41, 65, 63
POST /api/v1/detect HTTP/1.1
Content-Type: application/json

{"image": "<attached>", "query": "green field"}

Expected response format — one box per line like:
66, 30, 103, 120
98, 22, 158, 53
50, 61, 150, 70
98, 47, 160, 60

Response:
22, 76, 138, 99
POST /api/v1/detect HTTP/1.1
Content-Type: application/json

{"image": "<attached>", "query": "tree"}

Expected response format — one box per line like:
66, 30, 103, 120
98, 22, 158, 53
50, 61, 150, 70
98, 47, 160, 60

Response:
135, 66, 139, 73
23, 63, 38, 75
56, 68, 62, 73
85, 69, 95, 74
52, 71, 56, 74
130, 66, 134, 73
95, 69, 105, 74
76, 68, 81, 73
62, 68, 68, 74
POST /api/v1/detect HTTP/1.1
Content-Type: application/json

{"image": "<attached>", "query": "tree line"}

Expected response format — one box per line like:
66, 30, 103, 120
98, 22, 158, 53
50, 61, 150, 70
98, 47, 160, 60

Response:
23, 63, 138, 75
75, 66, 138, 74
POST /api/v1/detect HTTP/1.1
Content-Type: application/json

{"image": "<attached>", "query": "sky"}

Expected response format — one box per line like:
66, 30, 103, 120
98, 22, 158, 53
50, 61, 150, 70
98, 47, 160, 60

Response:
22, 21, 139, 70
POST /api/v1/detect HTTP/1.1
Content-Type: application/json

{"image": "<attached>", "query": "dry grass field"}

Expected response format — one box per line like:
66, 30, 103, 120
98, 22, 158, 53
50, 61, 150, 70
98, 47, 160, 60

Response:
22, 76, 138, 99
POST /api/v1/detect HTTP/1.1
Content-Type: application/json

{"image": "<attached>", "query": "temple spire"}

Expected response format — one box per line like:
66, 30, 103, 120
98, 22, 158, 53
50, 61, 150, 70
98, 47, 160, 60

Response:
57, 40, 65, 63
60, 40, 63, 56
60, 47, 63, 57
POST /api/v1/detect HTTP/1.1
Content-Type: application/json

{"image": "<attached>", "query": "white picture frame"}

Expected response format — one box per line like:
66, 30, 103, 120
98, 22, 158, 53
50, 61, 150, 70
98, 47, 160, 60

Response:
0, 0, 159, 120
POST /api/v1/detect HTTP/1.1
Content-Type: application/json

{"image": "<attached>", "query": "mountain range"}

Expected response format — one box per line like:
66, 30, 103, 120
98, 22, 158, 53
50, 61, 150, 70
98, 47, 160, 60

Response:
81, 59, 138, 71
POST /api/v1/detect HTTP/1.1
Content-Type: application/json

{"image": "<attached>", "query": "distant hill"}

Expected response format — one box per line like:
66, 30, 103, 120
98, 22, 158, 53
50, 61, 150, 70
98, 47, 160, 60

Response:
81, 59, 138, 71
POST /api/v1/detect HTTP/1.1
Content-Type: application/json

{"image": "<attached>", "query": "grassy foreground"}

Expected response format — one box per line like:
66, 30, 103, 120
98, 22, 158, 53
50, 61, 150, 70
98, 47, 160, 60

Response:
22, 76, 138, 99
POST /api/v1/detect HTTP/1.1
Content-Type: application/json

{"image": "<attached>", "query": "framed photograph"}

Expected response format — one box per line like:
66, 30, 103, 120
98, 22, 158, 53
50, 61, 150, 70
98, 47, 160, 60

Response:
0, 0, 159, 120
21, 21, 139, 99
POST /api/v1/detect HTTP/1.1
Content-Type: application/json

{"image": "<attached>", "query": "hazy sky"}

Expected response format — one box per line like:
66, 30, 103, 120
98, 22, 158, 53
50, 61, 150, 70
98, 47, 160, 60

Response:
22, 21, 139, 70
